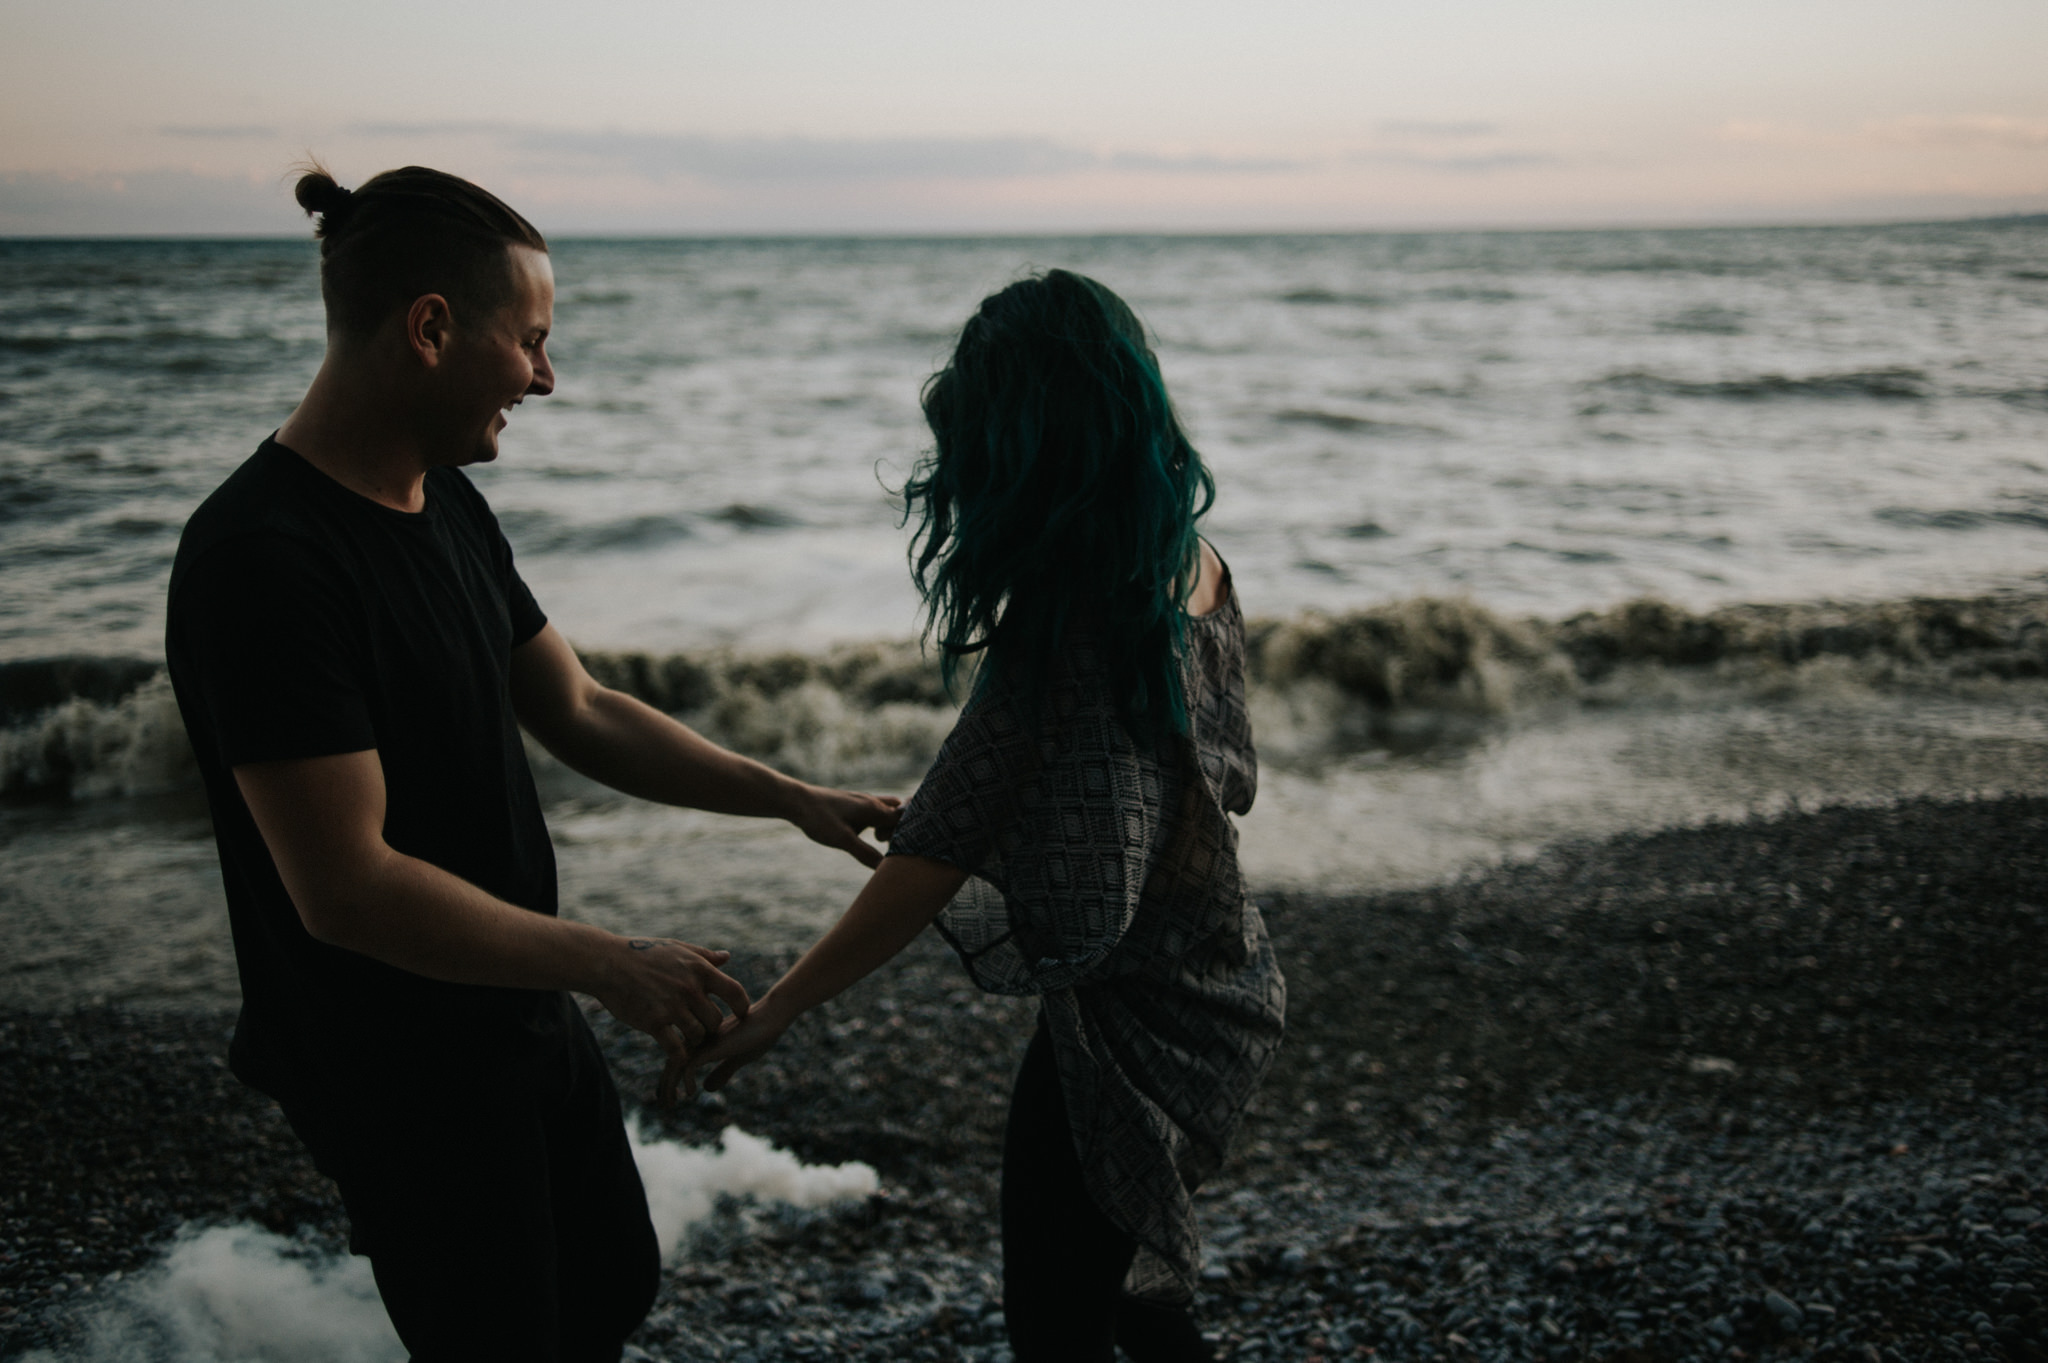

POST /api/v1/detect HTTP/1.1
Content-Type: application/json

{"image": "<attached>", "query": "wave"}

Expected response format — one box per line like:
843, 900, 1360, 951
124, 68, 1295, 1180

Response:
705, 503, 799, 530
1273, 409, 1447, 438
0, 669, 194, 801
498, 504, 806, 554
496, 509, 696, 555
1654, 305, 1747, 336
7, 594, 2046, 802
1279, 288, 1392, 307
0, 331, 316, 376
1421, 285, 1519, 303
1875, 505, 2048, 533
1596, 367, 1932, 402
0, 655, 164, 726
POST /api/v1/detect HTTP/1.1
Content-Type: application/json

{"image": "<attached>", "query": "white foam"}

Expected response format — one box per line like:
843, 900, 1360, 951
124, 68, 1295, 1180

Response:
24, 1124, 877, 1362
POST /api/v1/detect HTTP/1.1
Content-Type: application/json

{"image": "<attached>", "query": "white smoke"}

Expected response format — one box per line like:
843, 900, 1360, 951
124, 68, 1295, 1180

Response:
20, 1226, 401, 1363
630, 1119, 879, 1260
24, 1123, 878, 1363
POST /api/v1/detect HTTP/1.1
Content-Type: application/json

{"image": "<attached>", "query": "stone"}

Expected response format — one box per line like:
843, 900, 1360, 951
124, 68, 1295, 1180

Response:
1764, 1289, 1805, 1329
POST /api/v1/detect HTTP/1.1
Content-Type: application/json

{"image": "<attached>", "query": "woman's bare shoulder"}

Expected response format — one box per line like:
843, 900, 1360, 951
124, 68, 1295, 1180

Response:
1186, 538, 1230, 619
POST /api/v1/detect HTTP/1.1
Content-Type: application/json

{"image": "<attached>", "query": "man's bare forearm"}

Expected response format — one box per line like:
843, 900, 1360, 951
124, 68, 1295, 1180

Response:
530, 686, 804, 818
236, 748, 748, 1049
302, 839, 629, 991
509, 625, 896, 866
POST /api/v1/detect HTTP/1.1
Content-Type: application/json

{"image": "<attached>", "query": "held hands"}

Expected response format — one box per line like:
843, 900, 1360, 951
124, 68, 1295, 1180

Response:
662, 990, 796, 1106
654, 856, 964, 1104
787, 784, 903, 869
590, 935, 751, 1099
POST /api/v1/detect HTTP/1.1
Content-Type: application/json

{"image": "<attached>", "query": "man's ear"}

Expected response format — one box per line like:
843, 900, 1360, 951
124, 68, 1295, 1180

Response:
404, 294, 455, 368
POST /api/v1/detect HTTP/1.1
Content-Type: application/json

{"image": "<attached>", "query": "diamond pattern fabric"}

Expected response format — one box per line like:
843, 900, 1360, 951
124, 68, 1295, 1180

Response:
889, 578, 1286, 1302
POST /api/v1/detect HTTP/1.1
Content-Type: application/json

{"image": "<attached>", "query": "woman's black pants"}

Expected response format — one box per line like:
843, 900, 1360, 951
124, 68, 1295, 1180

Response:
1001, 1023, 1215, 1362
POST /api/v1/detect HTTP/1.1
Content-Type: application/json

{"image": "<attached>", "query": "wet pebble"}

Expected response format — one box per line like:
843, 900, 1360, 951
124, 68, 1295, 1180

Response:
6, 796, 2048, 1361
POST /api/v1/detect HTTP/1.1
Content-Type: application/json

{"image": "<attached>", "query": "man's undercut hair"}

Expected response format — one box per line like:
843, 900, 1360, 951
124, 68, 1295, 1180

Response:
293, 163, 548, 340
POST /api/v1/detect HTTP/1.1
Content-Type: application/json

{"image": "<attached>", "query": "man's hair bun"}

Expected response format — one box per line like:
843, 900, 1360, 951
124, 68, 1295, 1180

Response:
293, 166, 355, 235
291, 160, 547, 336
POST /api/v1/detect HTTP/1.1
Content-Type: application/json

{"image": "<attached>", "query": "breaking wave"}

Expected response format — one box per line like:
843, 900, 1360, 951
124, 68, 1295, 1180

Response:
6, 594, 2047, 802
0, 666, 195, 802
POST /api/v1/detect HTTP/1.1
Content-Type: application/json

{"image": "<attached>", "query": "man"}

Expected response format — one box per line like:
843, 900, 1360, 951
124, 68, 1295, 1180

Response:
164, 164, 900, 1361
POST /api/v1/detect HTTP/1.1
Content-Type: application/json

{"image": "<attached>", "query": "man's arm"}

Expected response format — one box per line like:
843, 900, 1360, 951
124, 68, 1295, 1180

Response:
509, 624, 901, 865
235, 750, 747, 1065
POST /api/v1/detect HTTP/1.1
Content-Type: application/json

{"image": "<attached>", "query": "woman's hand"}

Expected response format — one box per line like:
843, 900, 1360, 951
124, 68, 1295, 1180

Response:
662, 991, 798, 1106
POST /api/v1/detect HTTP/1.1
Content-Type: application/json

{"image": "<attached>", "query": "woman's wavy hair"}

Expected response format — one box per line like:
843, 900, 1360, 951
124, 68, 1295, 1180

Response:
905, 270, 1215, 745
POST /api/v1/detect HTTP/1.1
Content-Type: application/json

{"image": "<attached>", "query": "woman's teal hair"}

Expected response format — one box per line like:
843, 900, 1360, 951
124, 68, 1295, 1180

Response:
905, 269, 1216, 744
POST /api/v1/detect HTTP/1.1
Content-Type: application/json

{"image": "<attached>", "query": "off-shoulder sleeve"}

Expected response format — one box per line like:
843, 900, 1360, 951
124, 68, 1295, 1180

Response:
888, 644, 1242, 994
890, 668, 1154, 992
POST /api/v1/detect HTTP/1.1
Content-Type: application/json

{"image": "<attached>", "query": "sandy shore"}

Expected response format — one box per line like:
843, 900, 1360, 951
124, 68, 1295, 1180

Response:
4, 795, 2046, 1360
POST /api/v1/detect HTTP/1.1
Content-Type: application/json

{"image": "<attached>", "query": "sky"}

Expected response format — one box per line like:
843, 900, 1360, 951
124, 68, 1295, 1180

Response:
2, 0, 2045, 235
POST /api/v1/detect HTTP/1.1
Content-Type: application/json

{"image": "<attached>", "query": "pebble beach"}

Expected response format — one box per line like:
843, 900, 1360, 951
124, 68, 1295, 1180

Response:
5, 794, 2045, 1361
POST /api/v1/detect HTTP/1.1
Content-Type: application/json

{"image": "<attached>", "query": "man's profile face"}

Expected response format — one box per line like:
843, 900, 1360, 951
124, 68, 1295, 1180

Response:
433, 245, 556, 468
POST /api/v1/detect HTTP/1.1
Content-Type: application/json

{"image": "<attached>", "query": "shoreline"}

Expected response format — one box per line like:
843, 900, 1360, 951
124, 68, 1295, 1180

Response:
4, 795, 2046, 1359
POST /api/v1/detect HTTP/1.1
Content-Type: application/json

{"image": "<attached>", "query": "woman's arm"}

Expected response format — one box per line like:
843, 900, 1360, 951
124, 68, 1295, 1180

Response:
668, 853, 970, 1102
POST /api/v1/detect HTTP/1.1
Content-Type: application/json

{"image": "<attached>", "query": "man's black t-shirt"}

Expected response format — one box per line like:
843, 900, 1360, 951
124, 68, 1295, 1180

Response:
166, 438, 572, 1103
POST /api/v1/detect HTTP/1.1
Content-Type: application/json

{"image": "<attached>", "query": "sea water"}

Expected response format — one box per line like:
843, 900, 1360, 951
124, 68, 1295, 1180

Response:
4, 224, 2048, 1009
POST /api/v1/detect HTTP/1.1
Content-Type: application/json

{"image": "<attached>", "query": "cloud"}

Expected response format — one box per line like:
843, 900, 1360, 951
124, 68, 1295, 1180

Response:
1378, 120, 1501, 139
346, 120, 1096, 179
1106, 149, 1309, 174
0, 169, 298, 235
344, 119, 1543, 183
1874, 115, 2048, 148
159, 124, 279, 140
1715, 119, 1821, 147
1353, 119, 1554, 173
1351, 148, 1557, 173
342, 121, 1302, 183
515, 130, 1096, 182
1717, 114, 2048, 150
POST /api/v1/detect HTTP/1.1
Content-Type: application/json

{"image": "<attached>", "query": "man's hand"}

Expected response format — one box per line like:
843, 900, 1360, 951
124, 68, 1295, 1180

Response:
785, 785, 903, 868
664, 990, 796, 1106
590, 936, 752, 1090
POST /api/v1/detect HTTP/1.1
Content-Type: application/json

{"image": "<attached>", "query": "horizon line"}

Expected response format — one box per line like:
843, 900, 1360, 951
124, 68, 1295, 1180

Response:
4, 209, 2046, 244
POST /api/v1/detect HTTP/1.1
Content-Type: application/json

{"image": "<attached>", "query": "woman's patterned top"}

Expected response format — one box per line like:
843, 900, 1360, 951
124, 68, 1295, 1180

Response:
889, 575, 1287, 1302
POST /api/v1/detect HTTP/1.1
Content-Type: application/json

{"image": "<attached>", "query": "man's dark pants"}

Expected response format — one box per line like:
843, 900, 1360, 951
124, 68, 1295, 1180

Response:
277, 1021, 660, 1362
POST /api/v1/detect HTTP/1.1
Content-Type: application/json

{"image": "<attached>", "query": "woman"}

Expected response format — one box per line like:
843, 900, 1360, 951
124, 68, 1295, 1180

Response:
682, 270, 1285, 1362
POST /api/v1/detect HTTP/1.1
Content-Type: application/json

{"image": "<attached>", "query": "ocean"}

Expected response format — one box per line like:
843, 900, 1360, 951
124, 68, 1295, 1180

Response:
4, 222, 2047, 1009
